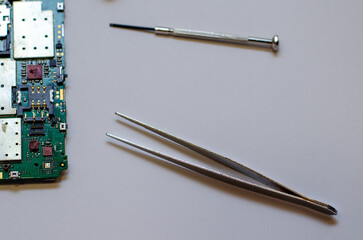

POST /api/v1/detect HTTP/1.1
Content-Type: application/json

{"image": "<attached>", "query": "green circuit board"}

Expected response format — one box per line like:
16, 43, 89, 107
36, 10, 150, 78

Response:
0, 0, 68, 182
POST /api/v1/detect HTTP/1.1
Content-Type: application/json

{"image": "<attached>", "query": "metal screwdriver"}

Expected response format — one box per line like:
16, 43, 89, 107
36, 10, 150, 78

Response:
110, 23, 279, 51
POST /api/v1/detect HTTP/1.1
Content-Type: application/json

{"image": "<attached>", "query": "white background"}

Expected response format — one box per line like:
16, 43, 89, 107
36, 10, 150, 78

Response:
1, 0, 363, 239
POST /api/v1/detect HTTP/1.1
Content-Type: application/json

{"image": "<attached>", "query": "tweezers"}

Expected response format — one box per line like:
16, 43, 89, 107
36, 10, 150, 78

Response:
107, 112, 337, 216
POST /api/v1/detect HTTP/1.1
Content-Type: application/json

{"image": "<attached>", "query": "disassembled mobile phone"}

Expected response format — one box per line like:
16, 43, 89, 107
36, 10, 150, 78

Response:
0, 0, 68, 182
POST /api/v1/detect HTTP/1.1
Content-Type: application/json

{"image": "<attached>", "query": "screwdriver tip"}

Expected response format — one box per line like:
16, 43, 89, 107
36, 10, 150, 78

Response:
115, 112, 130, 120
109, 23, 155, 32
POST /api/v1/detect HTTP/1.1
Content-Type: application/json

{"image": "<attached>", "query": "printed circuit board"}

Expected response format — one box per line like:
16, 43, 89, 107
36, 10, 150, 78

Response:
0, 0, 68, 182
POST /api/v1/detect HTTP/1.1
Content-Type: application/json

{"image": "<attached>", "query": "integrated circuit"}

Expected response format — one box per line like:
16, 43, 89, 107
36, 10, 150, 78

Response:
0, 0, 68, 182
29, 140, 40, 151
42, 146, 53, 156
27, 65, 43, 80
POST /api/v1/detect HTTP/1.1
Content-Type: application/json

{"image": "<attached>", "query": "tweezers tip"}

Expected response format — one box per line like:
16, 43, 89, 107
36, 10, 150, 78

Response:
328, 205, 338, 215
115, 112, 132, 120
106, 133, 117, 139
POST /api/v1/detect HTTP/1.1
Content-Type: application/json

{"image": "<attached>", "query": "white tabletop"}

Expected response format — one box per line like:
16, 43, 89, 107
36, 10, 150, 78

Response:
2, 0, 363, 239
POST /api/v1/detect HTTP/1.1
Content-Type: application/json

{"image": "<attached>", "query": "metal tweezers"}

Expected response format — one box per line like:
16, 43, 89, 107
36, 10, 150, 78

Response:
107, 112, 337, 216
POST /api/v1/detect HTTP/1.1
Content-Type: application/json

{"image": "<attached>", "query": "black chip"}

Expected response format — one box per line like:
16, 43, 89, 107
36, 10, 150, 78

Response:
56, 43, 63, 50
2, 164, 11, 172
29, 125, 45, 136
49, 60, 57, 68
51, 117, 57, 125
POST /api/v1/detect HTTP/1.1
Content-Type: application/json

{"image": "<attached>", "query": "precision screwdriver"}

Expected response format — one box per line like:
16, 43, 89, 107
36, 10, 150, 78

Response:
110, 23, 279, 51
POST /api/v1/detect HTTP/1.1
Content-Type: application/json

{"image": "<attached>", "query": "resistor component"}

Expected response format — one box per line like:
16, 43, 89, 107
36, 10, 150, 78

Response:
57, 57, 62, 66
44, 65, 49, 76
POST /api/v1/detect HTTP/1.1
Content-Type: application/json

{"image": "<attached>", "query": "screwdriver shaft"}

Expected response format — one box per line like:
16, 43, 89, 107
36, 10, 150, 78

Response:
155, 26, 279, 51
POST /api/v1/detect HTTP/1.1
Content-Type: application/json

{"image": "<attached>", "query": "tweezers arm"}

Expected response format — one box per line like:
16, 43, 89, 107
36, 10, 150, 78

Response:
107, 133, 336, 216
142, 131, 337, 215
116, 112, 300, 195
113, 112, 337, 215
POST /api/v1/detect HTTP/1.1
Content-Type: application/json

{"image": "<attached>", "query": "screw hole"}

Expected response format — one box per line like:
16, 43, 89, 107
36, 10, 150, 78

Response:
34, 47, 37, 50
45, 46, 48, 49
1, 107, 4, 111
45, 35, 48, 38
33, 18, 36, 21
34, 163, 39, 167
22, 19, 25, 21
15, 143, 19, 146
16, 153, 19, 156
0, 62, 4, 66
22, 47, 26, 50
44, 18, 48, 21
15, 132, 18, 135
1, 84, 4, 88
5, 154, 8, 157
